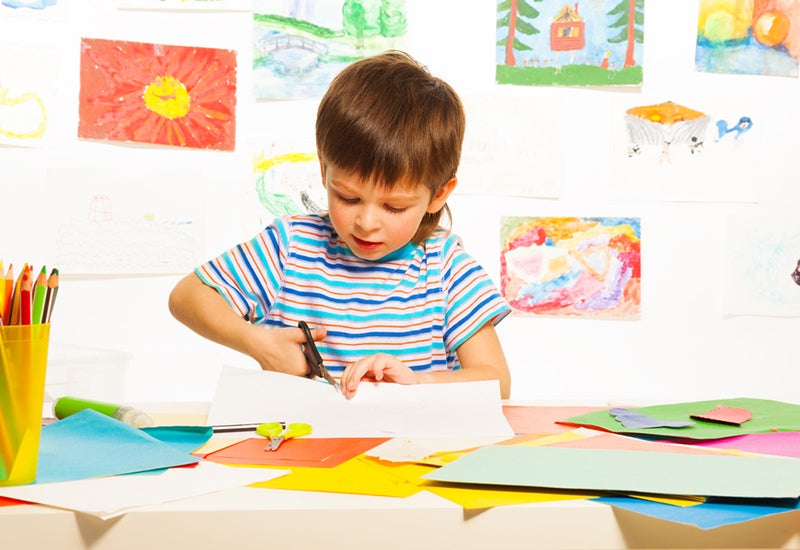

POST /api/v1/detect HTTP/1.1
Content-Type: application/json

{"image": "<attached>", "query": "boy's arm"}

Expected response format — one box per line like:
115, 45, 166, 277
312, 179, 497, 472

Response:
416, 323, 511, 399
168, 273, 314, 377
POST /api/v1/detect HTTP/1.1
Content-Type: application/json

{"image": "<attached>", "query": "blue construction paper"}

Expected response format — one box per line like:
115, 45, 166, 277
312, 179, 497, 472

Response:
609, 408, 694, 429
141, 426, 213, 454
596, 495, 800, 530
36, 409, 200, 484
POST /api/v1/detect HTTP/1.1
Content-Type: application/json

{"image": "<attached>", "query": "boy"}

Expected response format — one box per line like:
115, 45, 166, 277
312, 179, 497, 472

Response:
169, 51, 511, 399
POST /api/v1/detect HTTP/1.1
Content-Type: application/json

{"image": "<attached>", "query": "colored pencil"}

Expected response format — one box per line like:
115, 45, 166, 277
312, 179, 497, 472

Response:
8, 263, 26, 326
1, 265, 12, 325
42, 268, 59, 324
31, 267, 47, 325
19, 268, 33, 326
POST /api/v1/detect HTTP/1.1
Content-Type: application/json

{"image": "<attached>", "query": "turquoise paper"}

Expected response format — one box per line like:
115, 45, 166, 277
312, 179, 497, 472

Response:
36, 409, 200, 484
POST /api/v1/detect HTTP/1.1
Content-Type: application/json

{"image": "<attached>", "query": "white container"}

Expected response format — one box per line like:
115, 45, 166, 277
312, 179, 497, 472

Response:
44, 342, 131, 406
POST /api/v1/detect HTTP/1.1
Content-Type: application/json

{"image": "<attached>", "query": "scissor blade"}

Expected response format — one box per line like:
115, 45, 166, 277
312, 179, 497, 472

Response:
319, 367, 341, 393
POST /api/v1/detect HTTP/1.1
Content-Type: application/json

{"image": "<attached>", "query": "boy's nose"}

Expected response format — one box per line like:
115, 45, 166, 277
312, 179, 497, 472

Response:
355, 205, 379, 232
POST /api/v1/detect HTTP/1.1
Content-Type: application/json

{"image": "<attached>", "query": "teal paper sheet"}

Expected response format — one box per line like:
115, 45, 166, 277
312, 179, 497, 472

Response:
562, 398, 800, 440
36, 409, 201, 484
422, 445, 800, 499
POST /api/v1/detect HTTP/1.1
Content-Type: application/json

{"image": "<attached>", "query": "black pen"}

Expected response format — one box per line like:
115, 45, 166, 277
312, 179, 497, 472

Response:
212, 422, 285, 434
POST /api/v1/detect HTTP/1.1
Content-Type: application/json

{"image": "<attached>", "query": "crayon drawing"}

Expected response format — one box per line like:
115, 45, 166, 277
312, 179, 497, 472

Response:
0, 43, 55, 146
253, 0, 407, 99
609, 98, 761, 203
79, 38, 237, 151
496, 0, 644, 86
500, 216, 641, 318
48, 165, 204, 275
252, 140, 326, 227
723, 215, 800, 317
457, 94, 564, 198
696, 0, 800, 77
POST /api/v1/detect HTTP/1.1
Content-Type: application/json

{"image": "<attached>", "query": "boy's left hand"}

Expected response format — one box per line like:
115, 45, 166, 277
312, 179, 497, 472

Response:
339, 353, 416, 399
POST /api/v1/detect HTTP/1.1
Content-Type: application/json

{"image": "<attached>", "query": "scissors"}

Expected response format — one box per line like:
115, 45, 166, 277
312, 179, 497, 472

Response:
257, 421, 312, 451
298, 321, 341, 393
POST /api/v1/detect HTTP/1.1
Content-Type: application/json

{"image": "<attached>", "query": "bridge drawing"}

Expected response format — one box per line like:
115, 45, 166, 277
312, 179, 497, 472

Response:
255, 35, 330, 76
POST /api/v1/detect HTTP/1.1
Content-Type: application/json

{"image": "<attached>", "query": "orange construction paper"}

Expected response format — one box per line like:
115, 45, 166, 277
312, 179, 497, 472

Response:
203, 437, 389, 468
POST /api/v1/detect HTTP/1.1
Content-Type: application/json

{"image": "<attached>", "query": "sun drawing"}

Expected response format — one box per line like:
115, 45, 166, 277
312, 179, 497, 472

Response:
79, 38, 237, 151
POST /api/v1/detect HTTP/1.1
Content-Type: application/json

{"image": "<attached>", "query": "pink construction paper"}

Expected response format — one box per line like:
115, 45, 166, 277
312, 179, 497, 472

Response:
681, 431, 800, 458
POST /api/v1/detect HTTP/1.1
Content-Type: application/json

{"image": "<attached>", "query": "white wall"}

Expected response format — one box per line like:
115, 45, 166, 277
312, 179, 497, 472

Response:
2, 0, 798, 405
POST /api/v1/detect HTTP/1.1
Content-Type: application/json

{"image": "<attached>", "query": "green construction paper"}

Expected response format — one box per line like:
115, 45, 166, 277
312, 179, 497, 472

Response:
562, 398, 800, 440
422, 445, 800, 499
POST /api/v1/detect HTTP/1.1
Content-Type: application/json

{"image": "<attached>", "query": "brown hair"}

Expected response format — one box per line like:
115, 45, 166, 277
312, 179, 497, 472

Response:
316, 51, 465, 243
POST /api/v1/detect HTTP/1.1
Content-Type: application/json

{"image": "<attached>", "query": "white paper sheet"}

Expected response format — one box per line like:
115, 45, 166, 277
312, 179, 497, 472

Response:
206, 367, 514, 438
0, 461, 287, 520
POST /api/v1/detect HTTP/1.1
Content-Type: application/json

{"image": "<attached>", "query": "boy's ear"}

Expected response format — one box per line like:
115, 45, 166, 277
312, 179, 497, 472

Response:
319, 160, 327, 186
427, 177, 457, 213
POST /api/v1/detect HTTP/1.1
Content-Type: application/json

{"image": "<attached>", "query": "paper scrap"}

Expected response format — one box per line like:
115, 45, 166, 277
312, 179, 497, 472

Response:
610, 408, 694, 429
690, 405, 752, 426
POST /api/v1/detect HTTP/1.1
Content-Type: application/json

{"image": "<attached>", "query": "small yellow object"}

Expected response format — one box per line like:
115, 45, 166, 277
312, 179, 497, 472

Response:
258, 422, 312, 451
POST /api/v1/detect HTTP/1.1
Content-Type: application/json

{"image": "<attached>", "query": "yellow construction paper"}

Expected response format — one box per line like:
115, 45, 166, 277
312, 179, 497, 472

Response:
423, 482, 601, 510
251, 456, 436, 498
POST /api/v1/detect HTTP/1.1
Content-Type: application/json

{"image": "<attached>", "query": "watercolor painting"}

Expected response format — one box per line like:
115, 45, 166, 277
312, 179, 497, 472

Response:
252, 139, 326, 227
0, 43, 55, 146
253, 0, 407, 99
1, 0, 56, 8
500, 216, 641, 318
78, 38, 237, 151
609, 98, 762, 203
696, 0, 800, 77
48, 165, 204, 275
724, 215, 800, 317
496, 0, 644, 86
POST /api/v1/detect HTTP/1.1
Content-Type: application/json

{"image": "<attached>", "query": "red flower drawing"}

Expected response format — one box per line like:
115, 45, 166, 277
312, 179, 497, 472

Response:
79, 38, 237, 151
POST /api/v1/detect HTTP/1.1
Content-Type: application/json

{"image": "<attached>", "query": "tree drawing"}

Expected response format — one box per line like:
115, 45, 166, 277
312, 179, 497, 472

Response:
380, 0, 407, 47
608, 0, 643, 68
497, 0, 543, 67
342, 0, 381, 52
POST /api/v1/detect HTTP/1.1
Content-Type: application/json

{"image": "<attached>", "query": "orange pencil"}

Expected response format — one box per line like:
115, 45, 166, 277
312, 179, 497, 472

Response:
8, 263, 26, 326
42, 268, 59, 324
19, 268, 33, 326
1, 264, 12, 324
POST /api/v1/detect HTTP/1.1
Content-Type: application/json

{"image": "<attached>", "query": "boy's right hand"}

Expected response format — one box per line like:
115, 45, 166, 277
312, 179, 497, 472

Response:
247, 324, 327, 377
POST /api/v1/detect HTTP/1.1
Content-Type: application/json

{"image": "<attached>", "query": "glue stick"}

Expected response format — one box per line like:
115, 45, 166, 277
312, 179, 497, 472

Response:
53, 396, 155, 428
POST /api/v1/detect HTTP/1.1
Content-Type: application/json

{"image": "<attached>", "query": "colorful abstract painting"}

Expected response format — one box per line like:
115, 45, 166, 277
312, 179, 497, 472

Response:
500, 216, 641, 318
253, 0, 407, 99
723, 215, 800, 317
78, 38, 237, 151
496, 0, 644, 86
695, 0, 800, 77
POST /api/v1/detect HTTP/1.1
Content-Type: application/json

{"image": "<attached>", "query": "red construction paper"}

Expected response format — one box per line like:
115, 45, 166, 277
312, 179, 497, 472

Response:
690, 405, 752, 426
202, 437, 389, 468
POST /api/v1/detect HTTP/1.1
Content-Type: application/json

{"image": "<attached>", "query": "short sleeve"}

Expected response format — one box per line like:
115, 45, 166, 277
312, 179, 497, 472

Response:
194, 218, 290, 323
439, 234, 511, 351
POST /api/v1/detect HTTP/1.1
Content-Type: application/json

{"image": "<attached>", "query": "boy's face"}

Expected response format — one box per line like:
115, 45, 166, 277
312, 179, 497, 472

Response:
321, 163, 452, 261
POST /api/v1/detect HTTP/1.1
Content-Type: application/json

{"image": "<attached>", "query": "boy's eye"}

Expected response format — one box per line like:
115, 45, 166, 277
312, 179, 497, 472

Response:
385, 205, 408, 214
337, 194, 359, 204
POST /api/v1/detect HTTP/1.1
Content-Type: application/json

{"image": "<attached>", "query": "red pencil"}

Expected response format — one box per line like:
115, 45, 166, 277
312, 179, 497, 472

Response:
19, 267, 33, 326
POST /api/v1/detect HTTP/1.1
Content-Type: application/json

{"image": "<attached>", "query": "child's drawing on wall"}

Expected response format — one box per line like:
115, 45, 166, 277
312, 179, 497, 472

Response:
696, 0, 800, 77
254, 0, 407, 99
500, 216, 641, 318
496, 0, 644, 86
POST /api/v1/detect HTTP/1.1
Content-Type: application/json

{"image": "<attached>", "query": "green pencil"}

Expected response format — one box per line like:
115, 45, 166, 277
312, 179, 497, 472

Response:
31, 267, 47, 325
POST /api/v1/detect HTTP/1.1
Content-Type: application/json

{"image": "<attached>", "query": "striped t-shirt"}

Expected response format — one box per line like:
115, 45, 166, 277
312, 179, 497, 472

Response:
196, 215, 510, 374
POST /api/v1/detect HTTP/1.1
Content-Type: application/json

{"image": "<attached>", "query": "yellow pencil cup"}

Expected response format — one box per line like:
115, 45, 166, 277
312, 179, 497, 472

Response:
0, 324, 50, 486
